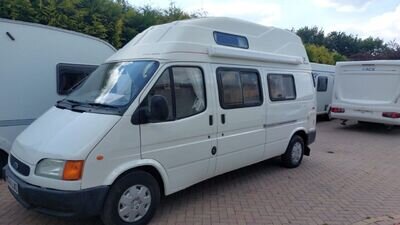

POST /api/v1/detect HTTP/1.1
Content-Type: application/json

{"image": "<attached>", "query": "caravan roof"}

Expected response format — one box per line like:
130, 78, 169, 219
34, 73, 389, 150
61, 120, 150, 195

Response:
311, 63, 335, 73
108, 17, 309, 69
0, 18, 116, 51
337, 60, 400, 67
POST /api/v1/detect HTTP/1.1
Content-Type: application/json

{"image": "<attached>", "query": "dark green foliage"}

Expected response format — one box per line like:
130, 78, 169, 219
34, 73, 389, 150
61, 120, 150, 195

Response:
296, 26, 399, 61
297, 26, 325, 46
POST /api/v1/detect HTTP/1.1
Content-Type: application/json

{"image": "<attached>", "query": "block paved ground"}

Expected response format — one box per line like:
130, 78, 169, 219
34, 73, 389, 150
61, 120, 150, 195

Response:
1, 119, 400, 225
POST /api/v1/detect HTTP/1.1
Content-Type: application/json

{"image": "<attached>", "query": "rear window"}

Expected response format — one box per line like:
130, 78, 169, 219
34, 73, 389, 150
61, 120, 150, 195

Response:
57, 63, 97, 95
213, 31, 249, 49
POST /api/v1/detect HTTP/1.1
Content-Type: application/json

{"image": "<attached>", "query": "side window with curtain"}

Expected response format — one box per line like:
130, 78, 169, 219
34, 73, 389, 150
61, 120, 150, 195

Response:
140, 66, 206, 122
172, 67, 206, 119
267, 74, 296, 101
217, 68, 263, 109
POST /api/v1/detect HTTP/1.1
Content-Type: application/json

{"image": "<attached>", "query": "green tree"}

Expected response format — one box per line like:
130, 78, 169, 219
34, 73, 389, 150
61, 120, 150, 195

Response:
0, 0, 37, 21
296, 26, 325, 46
305, 44, 346, 65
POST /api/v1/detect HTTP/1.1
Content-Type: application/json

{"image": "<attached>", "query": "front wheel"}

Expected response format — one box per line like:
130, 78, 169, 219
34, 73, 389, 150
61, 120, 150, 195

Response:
281, 135, 304, 168
0, 151, 8, 171
101, 171, 160, 225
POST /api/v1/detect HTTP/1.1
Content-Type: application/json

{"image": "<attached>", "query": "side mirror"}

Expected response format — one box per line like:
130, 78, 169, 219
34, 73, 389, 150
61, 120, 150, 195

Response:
149, 95, 169, 122
131, 108, 149, 125
131, 95, 169, 125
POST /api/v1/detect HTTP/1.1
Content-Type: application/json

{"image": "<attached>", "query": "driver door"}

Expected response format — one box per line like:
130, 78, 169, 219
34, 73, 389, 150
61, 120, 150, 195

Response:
138, 63, 217, 192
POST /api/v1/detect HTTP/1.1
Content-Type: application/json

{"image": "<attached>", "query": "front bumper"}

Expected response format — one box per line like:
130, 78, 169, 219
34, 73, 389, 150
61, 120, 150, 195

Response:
3, 166, 109, 218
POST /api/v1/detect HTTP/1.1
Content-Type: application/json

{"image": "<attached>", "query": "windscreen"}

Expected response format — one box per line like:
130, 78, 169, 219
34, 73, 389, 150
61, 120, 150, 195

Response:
66, 60, 159, 107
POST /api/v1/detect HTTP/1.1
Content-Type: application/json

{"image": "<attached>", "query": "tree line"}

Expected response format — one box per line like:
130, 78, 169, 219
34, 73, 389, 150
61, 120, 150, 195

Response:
1, 0, 399, 64
296, 26, 400, 64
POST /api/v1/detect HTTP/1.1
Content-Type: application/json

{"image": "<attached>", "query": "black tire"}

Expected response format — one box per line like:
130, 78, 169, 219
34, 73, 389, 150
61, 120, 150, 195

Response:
281, 135, 304, 168
0, 151, 8, 170
101, 171, 161, 225
326, 110, 332, 121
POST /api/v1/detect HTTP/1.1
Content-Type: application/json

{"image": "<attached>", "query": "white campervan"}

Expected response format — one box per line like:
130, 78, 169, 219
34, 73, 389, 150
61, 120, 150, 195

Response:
0, 19, 116, 170
4, 18, 316, 225
311, 63, 335, 119
331, 60, 400, 125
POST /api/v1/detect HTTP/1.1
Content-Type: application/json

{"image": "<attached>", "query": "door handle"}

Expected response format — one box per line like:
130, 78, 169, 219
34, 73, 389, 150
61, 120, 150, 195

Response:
209, 115, 213, 126
211, 146, 217, 155
221, 114, 225, 124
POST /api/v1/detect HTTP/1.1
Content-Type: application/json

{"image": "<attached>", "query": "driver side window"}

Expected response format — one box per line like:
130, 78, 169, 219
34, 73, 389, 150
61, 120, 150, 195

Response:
140, 66, 206, 123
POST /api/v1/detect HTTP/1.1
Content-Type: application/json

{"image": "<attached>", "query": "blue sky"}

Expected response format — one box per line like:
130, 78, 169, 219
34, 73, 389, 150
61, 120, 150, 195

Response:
128, 0, 400, 42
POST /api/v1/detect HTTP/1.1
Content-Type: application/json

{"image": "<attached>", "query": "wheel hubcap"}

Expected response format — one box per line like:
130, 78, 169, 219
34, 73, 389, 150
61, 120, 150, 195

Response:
118, 184, 151, 222
291, 142, 302, 164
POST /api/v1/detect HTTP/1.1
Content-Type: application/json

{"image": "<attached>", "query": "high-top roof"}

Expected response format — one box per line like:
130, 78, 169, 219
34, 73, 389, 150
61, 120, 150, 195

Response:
107, 17, 309, 66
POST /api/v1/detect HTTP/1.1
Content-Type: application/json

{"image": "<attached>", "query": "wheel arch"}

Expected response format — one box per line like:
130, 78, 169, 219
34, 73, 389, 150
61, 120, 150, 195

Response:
289, 128, 310, 156
104, 159, 170, 196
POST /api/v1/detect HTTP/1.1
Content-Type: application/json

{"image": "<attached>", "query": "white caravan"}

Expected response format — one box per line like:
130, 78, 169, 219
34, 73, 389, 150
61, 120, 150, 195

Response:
311, 63, 335, 119
331, 60, 400, 125
4, 18, 316, 225
0, 19, 116, 169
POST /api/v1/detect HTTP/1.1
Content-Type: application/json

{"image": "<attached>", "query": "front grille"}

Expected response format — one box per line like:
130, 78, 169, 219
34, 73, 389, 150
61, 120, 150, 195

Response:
10, 155, 30, 176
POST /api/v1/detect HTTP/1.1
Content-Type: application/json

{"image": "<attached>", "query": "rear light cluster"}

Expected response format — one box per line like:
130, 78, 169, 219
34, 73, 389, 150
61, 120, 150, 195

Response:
382, 112, 400, 119
331, 107, 345, 113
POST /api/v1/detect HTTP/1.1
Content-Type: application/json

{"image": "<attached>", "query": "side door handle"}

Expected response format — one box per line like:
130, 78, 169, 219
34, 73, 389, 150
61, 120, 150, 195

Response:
221, 114, 225, 124
209, 115, 213, 126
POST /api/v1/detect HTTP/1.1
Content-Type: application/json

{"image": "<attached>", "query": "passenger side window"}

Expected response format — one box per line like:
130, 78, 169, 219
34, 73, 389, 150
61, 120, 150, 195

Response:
317, 76, 328, 92
140, 66, 206, 122
143, 70, 174, 121
267, 74, 296, 101
57, 63, 97, 95
217, 68, 263, 109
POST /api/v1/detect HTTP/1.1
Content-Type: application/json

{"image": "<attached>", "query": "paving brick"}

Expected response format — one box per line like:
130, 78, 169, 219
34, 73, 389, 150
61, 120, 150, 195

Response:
1, 120, 400, 225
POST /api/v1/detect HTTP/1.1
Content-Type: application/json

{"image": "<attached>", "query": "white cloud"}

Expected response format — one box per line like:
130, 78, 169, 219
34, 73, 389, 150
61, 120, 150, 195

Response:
186, 1, 282, 26
325, 4, 400, 41
313, 0, 373, 12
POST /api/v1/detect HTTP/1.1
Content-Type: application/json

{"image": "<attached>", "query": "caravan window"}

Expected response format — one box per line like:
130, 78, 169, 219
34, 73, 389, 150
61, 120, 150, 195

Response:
213, 32, 249, 49
217, 68, 263, 109
140, 66, 206, 122
267, 74, 296, 101
317, 76, 328, 92
57, 63, 97, 95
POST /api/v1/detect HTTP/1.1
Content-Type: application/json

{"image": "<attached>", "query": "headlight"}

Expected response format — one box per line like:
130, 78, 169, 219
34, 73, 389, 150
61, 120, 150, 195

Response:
35, 159, 65, 179
35, 159, 84, 180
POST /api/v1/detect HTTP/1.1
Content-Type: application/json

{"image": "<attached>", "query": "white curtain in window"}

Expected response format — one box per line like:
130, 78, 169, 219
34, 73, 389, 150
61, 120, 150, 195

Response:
185, 68, 205, 112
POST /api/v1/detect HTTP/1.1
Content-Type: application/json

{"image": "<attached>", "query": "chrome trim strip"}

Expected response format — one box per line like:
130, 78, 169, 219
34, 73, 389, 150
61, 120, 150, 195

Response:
0, 119, 35, 127
266, 120, 298, 128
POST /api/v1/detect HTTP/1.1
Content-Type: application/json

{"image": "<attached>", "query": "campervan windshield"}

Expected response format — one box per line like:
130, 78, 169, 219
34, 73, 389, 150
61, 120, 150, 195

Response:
65, 60, 159, 108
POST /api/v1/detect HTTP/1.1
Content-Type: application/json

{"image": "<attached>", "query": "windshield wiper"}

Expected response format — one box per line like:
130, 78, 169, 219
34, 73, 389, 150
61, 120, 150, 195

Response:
56, 99, 86, 112
87, 102, 119, 109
